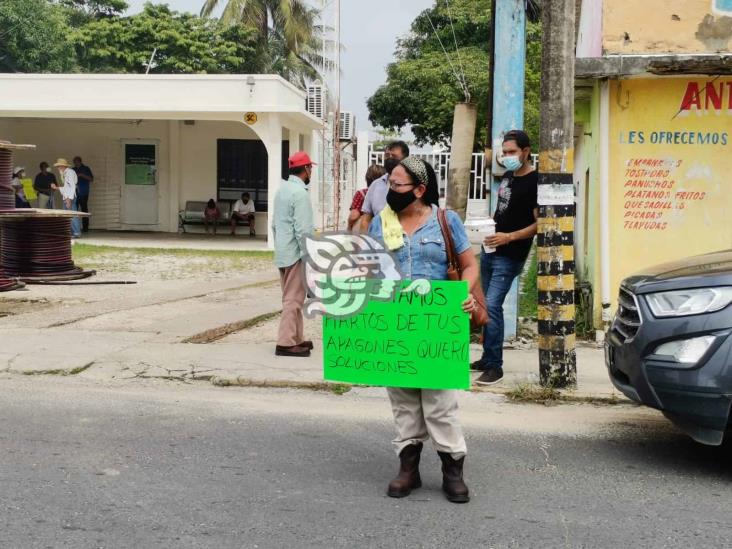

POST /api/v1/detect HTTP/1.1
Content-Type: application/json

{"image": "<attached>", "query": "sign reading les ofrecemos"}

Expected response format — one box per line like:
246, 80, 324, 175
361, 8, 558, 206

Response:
323, 280, 470, 390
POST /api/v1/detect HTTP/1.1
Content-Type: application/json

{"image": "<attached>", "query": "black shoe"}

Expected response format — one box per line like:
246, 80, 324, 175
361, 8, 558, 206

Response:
474, 368, 504, 386
275, 344, 311, 357
470, 360, 487, 372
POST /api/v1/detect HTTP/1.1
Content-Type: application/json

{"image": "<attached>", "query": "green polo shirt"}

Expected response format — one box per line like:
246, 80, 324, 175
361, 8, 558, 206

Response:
272, 175, 314, 268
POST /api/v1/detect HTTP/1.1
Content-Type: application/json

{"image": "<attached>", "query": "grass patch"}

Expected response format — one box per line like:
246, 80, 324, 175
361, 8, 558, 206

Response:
19, 362, 94, 376
72, 243, 273, 261
503, 383, 627, 406
518, 249, 538, 319
182, 311, 281, 344
505, 383, 561, 403
329, 383, 352, 395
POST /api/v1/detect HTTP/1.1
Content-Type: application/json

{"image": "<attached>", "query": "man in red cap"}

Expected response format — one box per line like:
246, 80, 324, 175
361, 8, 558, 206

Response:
272, 151, 316, 357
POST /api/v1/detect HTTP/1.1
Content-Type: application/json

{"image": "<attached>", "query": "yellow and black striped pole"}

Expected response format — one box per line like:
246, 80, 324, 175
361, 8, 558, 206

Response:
537, 0, 577, 387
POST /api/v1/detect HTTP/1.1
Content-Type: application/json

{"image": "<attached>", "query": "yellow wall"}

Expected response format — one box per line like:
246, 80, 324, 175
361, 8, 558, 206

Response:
608, 77, 732, 302
603, 0, 732, 54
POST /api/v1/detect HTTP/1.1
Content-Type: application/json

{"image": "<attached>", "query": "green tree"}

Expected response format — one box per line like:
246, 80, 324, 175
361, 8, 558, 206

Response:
200, 0, 327, 86
58, 0, 129, 26
367, 0, 541, 148
0, 0, 76, 72
73, 3, 258, 74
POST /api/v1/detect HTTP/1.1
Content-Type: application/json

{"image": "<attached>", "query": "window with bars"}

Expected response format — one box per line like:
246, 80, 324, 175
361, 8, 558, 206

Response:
216, 139, 289, 212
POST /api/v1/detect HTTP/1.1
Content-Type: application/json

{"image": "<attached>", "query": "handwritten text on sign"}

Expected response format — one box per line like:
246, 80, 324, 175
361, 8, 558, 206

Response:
323, 280, 470, 390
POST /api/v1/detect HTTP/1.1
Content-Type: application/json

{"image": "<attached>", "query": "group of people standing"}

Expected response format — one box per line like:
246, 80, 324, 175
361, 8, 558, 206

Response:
271, 132, 538, 504
10, 156, 93, 238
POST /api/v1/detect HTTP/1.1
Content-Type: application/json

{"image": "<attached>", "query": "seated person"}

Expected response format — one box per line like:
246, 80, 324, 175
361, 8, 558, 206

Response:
230, 192, 256, 237
204, 199, 220, 235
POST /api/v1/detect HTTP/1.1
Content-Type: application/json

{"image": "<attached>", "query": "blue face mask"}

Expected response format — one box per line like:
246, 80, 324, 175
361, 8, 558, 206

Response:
502, 155, 522, 172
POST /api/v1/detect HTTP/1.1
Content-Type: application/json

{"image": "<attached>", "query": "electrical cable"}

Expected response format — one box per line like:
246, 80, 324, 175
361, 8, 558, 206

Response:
0, 146, 20, 290
425, 12, 470, 102
0, 218, 95, 282
445, 0, 470, 102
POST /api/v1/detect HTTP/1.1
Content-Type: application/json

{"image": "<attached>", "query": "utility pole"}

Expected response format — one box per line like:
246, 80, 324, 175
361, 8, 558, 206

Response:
446, 102, 477, 221
488, 0, 527, 341
332, 0, 341, 229
537, 0, 577, 387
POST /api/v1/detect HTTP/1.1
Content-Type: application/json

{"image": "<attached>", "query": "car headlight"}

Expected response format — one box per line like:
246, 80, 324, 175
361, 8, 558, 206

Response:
653, 335, 716, 365
645, 287, 732, 318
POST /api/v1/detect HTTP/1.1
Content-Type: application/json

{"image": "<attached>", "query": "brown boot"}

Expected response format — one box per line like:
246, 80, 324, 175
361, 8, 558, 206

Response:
387, 442, 423, 498
438, 452, 470, 503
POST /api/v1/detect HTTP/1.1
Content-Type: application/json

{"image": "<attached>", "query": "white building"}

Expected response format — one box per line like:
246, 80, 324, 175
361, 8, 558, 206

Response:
0, 74, 323, 244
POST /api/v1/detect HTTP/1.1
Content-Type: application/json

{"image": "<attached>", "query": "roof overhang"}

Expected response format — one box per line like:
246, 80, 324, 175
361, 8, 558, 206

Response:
0, 74, 323, 131
576, 53, 732, 79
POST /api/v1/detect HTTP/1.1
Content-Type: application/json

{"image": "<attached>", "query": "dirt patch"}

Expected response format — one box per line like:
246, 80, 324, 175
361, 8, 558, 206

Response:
0, 297, 57, 317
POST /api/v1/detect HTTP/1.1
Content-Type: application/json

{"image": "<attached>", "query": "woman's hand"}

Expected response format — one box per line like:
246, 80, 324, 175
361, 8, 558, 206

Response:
462, 294, 477, 314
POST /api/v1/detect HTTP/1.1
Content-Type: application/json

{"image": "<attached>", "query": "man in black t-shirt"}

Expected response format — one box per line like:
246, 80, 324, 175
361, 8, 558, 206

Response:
474, 130, 538, 386
33, 162, 57, 209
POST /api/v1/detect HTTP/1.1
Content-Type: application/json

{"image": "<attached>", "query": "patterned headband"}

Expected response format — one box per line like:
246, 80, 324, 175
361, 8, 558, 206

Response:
400, 156, 429, 186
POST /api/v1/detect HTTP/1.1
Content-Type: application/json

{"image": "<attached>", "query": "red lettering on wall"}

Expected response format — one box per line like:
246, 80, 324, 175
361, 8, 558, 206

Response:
680, 83, 702, 110
706, 83, 724, 110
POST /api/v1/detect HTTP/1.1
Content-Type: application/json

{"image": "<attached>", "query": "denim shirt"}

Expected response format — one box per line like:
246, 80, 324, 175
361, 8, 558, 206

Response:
369, 205, 471, 281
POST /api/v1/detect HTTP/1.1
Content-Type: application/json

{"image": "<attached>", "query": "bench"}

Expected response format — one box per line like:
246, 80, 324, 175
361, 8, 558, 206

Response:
178, 201, 251, 233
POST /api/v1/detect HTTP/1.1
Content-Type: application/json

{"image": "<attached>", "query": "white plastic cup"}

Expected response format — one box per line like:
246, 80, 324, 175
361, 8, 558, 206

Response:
464, 217, 496, 253
482, 219, 496, 253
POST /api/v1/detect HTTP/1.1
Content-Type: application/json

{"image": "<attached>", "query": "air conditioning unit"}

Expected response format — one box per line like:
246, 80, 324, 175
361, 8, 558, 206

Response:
339, 111, 355, 141
306, 85, 326, 120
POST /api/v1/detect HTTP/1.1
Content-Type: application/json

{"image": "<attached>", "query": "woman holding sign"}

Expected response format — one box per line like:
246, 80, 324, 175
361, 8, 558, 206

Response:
369, 156, 479, 504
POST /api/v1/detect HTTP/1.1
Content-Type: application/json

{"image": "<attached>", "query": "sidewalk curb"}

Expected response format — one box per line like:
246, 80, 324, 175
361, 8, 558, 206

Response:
208, 375, 629, 405
210, 376, 352, 395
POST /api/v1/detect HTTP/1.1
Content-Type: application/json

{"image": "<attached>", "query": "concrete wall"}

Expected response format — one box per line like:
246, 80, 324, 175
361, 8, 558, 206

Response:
576, 0, 603, 58
577, 75, 732, 327
573, 83, 603, 327
0, 74, 310, 120
0, 118, 271, 232
0, 117, 171, 231
602, 0, 732, 54
607, 76, 732, 295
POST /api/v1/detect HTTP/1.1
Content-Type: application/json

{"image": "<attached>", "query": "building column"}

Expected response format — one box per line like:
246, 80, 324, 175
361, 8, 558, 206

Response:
168, 120, 181, 233
264, 115, 282, 249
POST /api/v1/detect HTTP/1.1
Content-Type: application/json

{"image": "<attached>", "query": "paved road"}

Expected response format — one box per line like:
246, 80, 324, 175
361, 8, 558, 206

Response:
1, 376, 730, 548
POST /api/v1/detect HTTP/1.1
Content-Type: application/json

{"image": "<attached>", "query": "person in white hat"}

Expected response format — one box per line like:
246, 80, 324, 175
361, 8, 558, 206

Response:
11, 166, 30, 208
52, 158, 81, 237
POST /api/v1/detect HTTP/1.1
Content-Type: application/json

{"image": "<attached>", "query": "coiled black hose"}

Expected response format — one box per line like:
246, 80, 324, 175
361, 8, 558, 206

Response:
0, 147, 19, 290
0, 219, 94, 281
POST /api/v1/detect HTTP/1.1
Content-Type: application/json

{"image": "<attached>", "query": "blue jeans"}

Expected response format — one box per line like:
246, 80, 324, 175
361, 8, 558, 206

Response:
63, 197, 82, 237
480, 252, 525, 369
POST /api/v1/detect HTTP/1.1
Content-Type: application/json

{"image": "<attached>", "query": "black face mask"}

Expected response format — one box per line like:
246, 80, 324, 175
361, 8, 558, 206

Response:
384, 157, 400, 174
386, 188, 418, 213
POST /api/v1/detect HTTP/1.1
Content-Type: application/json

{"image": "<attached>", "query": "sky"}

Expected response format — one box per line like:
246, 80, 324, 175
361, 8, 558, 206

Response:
124, 0, 434, 137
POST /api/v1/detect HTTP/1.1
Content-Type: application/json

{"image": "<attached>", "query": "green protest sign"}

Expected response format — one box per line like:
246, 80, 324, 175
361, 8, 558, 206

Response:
323, 280, 470, 390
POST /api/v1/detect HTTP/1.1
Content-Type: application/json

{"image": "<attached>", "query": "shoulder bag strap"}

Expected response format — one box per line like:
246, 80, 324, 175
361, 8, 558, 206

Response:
437, 208, 460, 275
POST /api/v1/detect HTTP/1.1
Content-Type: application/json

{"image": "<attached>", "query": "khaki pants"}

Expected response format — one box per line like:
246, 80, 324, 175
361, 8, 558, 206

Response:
277, 260, 305, 347
387, 387, 466, 459
37, 193, 52, 209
